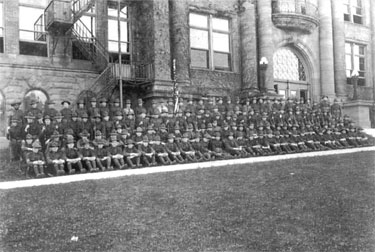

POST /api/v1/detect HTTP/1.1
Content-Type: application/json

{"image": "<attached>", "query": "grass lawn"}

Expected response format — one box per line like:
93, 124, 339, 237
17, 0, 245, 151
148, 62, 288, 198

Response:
0, 151, 374, 252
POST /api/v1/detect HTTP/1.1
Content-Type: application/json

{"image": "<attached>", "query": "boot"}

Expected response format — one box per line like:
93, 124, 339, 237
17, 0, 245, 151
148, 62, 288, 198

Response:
135, 157, 141, 167
58, 164, 65, 175
85, 160, 93, 172
119, 158, 126, 169
39, 165, 45, 177
126, 157, 136, 168
143, 156, 150, 167
92, 160, 98, 172
165, 156, 174, 164
151, 156, 157, 166
53, 163, 59, 176
67, 163, 74, 174
96, 159, 105, 171
113, 158, 121, 169
106, 158, 112, 170
33, 165, 40, 178
77, 161, 83, 172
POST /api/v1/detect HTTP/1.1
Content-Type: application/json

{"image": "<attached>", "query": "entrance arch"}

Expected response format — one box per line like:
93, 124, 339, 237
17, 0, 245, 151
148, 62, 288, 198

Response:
273, 47, 311, 102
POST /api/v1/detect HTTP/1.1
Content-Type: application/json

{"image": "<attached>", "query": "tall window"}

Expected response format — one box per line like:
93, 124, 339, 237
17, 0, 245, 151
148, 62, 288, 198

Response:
0, 2, 3, 53
345, 42, 366, 86
107, 3, 129, 63
344, 0, 363, 24
189, 13, 231, 71
273, 48, 306, 81
19, 3, 47, 57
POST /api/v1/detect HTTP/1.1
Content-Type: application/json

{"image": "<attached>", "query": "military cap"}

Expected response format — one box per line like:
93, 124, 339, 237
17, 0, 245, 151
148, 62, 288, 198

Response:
51, 131, 61, 138
142, 135, 149, 142
10, 101, 21, 106
96, 139, 106, 146
77, 99, 85, 104
95, 130, 102, 136
99, 97, 107, 103
10, 118, 19, 123
121, 129, 129, 135
136, 127, 143, 132
93, 112, 101, 118
79, 130, 90, 137
30, 99, 38, 105
114, 98, 120, 103
54, 112, 63, 118
182, 133, 189, 138
200, 123, 206, 129
116, 124, 122, 129
115, 110, 123, 116
137, 98, 143, 102
207, 123, 213, 128
203, 133, 211, 139
127, 139, 134, 144
110, 129, 118, 136
230, 121, 237, 127
140, 108, 147, 114
160, 124, 166, 129
174, 125, 180, 130
81, 112, 88, 118
168, 133, 174, 139
50, 141, 60, 147
64, 128, 72, 136
228, 131, 234, 136
26, 134, 33, 139
61, 100, 71, 105
215, 132, 221, 137
187, 123, 193, 129
71, 111, 78, 118
32, 140, 42, 148
44, 115, 51, 120
90, 97, 97, 102
154, 135, 161, 141
102, 110, 109, 117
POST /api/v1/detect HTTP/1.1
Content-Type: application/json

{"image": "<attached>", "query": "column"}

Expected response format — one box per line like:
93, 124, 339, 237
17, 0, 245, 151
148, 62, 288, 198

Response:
257, 0, 274, 93
318, 0, 335, 99
95, 0, 108, 69
169, 0, 190, 85
372, 0, 375, 102
4, 0, 19, 55
331, 0, 347, 98
240, 1, 258, 92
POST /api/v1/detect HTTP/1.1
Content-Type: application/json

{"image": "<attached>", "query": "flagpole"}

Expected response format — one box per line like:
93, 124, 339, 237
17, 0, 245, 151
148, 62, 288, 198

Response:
118, 0, 123, 109
172, 59, 179, 117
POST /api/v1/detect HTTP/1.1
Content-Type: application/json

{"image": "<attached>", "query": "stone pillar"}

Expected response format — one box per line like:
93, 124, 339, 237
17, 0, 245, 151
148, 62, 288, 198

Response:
372, 0, 375, 102
169, 0, 190, 85
95, 0, 108, 69
331, 0, 347, 98
318, 0, 335, 99
257, 0, 274, 93
240, 1, 258, 93
4, 0, 19, 55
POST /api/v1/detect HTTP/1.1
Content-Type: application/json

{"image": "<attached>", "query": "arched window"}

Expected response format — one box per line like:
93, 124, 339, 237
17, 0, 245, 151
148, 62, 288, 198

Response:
24, 89, 48, 113
273, 47, 306, 82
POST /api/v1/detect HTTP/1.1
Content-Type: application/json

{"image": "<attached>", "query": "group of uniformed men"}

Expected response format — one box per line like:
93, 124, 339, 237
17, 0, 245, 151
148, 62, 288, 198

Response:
6, 95, 372, 178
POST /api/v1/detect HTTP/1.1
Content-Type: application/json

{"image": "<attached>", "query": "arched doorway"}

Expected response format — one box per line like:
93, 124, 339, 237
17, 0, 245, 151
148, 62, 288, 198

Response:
273, 47, 310, 101
24, 89, 48, 113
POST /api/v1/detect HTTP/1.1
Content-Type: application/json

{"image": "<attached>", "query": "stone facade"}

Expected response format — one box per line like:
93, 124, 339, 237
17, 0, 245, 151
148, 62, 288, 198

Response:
0, 0, 375, 129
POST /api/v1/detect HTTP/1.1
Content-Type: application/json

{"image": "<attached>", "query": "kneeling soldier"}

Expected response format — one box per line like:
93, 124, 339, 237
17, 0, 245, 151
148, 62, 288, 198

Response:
124, 139, 141, 168
26, 140, 45, 178
46, 140, 65, 176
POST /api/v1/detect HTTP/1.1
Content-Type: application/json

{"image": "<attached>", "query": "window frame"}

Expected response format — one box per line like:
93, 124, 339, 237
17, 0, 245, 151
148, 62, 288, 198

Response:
0, 1, 4, 53
345, 41, 366, 86
189, 12, 232, 72
343, 0, 364, 25
107, 3, 130, 63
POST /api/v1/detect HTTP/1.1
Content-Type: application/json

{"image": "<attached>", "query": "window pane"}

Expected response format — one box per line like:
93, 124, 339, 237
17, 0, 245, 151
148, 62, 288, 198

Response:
214, 52, 230, 70
108, 19, 119, 41
353, 15, 362, 24
359, 57, 365, 71
345, 55, 352, 70
345, 43, 351, 54
213, 32, 229, 52
358, 46, 365, 55
354, 56, 360, 70
80, 15, 96, 36
191, 49, 208, 68
19, 6, 44, 40
212, 18, 229, 32
120, 21, 128, 42
357, 0, 362, 7
108, 6, 127, 19
190, 28, 209, 49
355, 7, 362, 15
189, 13, 208, 28
353, 44, 359, 55
346, 69, 352, 78
0, 3, 3, 30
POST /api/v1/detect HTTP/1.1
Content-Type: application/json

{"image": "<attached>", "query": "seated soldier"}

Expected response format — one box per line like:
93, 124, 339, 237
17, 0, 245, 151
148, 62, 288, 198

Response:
237, 132, 255, 157
357, 128, 371, 146
81, 138, 98, 172
165, 134, 184, 163
223, 131, 242, 158
269, 131, 283, 154
26, 140, 45, 178
77, 130, 93, 150
139, 136, 156, 166
179, 133, 197, 162
21, 134, 35, 163
250, 133, 265, 156
133, 127, 144, 148
152, 135, 173, 165
95, 138, 112, 171
45, 140, 66, 176
199, 133, 213, 161
258, 131, 273, 155
208, 132, 228, 160
107, 131, 126, 169
123, 139, 142, 168
190, 133, 204, 162
64, 135, 83, 174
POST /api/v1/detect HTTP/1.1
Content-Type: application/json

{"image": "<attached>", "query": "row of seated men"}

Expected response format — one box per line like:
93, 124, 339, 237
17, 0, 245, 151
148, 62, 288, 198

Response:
9, 114, 372, 178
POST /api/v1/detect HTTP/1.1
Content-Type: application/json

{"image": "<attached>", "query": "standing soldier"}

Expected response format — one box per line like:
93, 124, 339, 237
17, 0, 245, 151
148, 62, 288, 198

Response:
27, 99, 43, 118
331, 99, 342, 120
8, 101, 24, 127
88, 97, 99, 118
23, 112, 42, 140
75, 99, 87, 118
60, 100, 73, 122
109, 98, 122, 120
8, 118, 24, 161
134, 98, 145, 117
44, 100, 58, 119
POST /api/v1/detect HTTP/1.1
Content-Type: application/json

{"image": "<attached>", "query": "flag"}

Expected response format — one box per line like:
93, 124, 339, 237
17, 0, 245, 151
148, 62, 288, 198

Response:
172, 59, 179, 115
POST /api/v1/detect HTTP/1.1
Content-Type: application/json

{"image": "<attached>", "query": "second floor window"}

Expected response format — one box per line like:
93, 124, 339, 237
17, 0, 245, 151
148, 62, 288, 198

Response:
345, 42, 366, 86
344, 0, 363, 24
108, 3, 129, 63
0, 2, 4, 53
189, 13, 231, 71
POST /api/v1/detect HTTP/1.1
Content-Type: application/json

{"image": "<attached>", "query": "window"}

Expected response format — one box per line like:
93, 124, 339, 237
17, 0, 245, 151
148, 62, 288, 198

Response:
189, 13, 231, 71
345, 42, 366, 86
273, 48, 306, 81
0, 2, 3, 53
107, 3, 130, 63
24, 89, 48, 112
19, 4, 47, 56
344, 0, 363, 24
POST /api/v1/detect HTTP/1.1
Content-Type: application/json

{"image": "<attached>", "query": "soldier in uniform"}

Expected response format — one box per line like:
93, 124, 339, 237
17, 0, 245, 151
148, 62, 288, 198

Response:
8, 101, 24, 127
178, 133, 196, 162
23, 112, 42, 140
45, 140, 66, 176
208, 132, 227, 159
63, 135, 83, 174
81, 138, 98, 172
331, 99, 342, 119
8, 119, 24, 161
26, 140, 45, 178
107, 130, 126, 169
27, 99, 43, 118
152, 135, 173, 165
88, 97, 99, 118
44, 100, 58, 119
60, 100, 73, 122
139, 136, 156, 166
94, 138, 112, 171
123, 138, 142, 168
165, 133, 184, 163
223, 131, 242, 157
75, 99, 87, 118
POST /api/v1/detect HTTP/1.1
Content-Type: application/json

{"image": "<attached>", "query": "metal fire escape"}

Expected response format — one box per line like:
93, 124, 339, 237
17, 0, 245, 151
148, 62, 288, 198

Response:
35, 0, 153, 98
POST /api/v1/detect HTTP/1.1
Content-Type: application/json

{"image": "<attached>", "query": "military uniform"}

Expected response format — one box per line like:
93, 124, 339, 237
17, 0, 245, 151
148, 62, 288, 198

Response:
25, 140, 45, 178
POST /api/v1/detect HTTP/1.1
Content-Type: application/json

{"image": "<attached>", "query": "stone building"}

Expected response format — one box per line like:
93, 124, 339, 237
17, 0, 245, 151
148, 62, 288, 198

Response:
0, 0, 374, 130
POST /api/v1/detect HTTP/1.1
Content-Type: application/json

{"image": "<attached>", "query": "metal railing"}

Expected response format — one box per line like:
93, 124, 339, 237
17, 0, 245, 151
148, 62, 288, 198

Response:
34, 14, 47, 41
72, 0, 95, 22
112, 61, 154, 80
44, 0, 72, 30
71, 19, 110, 63
272, 0, 319, 19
